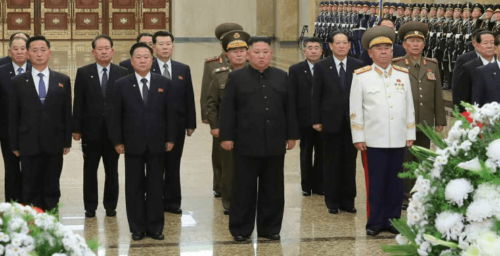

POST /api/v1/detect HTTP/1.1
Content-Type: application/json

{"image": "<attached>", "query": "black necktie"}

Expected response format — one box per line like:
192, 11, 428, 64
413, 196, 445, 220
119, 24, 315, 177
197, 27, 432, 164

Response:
141, 78, 148, 105
339, 62, 346, 91
102, 68, 108, 97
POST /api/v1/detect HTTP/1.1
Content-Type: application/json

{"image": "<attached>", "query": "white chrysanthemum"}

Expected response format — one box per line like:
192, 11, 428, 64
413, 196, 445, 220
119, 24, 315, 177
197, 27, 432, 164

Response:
486, 139, 500, 161
462, 244, 480, 256
435, 211, 464, 240
484, 159, 498, 173
467, 127, 481, 142
445, 179, 474, 206
52, 254, 68, 256
459, 140, 473, 152
475, 231, 500, 256
467, 199, 494, 222
474, 183, 500, 201
457, 157, 482, 172
34, 214, 56, 231
431, 164, 443, 178
462, 219, 494, 244
412, 176, 431, 195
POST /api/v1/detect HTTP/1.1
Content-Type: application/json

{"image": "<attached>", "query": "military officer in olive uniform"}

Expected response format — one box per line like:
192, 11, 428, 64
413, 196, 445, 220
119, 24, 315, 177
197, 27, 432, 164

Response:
200, 23, 243, 198
206, 31, 250, 216
392, 21, 447, 208
492, 5, 500, 35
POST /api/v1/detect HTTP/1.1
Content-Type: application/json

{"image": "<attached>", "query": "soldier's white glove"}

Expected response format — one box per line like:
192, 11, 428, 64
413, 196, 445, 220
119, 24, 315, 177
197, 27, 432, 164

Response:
479, 12, 486, 20
491, 15, 497, 22
367, 11, 371, 15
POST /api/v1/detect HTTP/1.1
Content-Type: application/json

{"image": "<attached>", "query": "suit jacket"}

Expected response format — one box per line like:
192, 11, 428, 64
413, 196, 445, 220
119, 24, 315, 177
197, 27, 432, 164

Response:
151, 59, 196, 129
119, 59, 134, 74
0, 61, 32, 139
359, 44, 406, 66
72, 63, 128, 141
458, 57, 484, 111
220, 66, 300, 157
452, 50, 478, 111
472, 62, 500, 106
9, 70, 72, 156
0, 56, 12, 67
110, 73, 176, 155
311, 56, 364, 134
288, 60, 314, 128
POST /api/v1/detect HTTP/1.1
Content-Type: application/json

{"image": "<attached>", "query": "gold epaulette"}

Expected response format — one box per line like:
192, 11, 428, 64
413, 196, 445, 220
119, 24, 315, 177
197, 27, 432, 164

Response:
424, 57, 438, 64
205, 56, 220, 63
393, 65, 409, 74
354, 65, 372, 74
392, 56, 405, 62
214, 66, 230, 73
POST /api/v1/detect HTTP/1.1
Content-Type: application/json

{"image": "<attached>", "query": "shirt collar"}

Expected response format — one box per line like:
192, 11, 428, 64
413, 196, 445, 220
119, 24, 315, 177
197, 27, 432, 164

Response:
156, 58, 171, 69
409, 57, 422, 68
306, 60, 314, 71
249, 65, 271, 78
32, 66, 49, 78
497, 59, 500, 70
96, 62, 110, 73
135, 72, 152, 84
333, 55, 347, 68
12, 62, 27, 73
480, 55, 495, 65
373, 63, 393, 77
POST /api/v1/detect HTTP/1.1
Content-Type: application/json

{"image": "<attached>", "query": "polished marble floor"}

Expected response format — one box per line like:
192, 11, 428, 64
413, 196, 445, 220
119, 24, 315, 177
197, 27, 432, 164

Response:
0, 41, 455, 256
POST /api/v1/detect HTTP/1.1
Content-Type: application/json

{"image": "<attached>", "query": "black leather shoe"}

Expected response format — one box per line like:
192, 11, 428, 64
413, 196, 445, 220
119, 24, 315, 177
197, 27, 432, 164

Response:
340, 207, 357, 213
366, 228, 380, 236
132, 232, 145, 241
385, 226, 400, 235
106, 209, 117, 217
85, 211, 96, 218
223, 209, 230, 215
234, 236, 248, 242
302, 191, 311, 196
214, 192, 222, 198
328, 208, 339, 214
147, 232, 164, 240
165, 208, 182, 214
259, 234, 280, 240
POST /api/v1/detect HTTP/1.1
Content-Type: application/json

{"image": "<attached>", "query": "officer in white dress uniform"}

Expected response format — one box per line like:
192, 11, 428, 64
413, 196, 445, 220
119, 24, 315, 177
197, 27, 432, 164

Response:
349, 26, 416, 237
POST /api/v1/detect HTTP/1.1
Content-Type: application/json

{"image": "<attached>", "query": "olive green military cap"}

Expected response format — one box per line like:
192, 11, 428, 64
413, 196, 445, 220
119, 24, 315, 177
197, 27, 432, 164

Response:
221, 30, 250, 52
398, 21, 428, 41
361, 26, 395, 50
214, 23, 244, 40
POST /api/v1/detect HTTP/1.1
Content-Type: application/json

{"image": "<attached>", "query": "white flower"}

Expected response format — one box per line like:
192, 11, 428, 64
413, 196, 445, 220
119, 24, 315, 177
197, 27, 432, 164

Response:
418, 241, 432, 256
34, 214, 56, 231
461, 245, 480, 256
484, 159, 498, 173
462, 219, 494, 243
475, 231, 500, 256
0, 245, 4, 255
0, 202, 12, 212
431, 164, 443, 178
52, 254, 68, 256
445, 179, 474, 206
412, 176, 431, 195
440, 249, 454, 256
459, 140, 473, 152
467, 127, 481, 142
457, 157, 482, 172
435, 211, 464, 240
467, 199, 494, 222
486, 139, 500, 161
435, 155, 449, 166
396, 234, 409, 245
0, 232, 10, 242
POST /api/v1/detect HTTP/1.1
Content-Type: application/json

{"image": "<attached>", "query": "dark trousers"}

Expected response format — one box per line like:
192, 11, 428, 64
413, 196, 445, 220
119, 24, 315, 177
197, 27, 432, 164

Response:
299, 127, 323, 194
1, 137, 22, 202
212, 136, 222, 194
82, 124, 120, 212
323, 124, 357, 209
221, 147, 234, 210
163, 124, 186, 210
403, 131, 431, 201
364, 147, 404, 230
20, 153, 63, 211
124, 150, 164, 234
229, 153, 285, 237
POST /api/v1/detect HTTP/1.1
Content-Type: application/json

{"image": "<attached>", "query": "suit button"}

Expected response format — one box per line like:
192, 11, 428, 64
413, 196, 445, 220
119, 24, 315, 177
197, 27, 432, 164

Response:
263, 85, 266, 88
419, 80, 422, 83
420, 95, 423, 98
264, 96, 267, 99
420, 103, 423, 106
267, 120, 270, 123
419, 87, 422, 90
266, 108, 269, 111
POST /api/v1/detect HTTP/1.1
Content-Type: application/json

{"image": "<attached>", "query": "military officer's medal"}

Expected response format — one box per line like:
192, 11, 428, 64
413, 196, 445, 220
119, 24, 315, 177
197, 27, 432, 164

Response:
427, 69, 436, 81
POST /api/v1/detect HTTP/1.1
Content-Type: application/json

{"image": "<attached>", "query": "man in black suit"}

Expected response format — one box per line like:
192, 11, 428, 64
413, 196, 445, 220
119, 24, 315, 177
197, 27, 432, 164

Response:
151, 31, 196, 214
72, 35, 128, 218
119, 33, 154, 74
0, 32, 30, 66
9, 36, 72, 211
0, 36, 31, 203
359, 19, 406, 65
110, 42, 176, 241
312, 31, 364, 214
289, 37, 324, 197
472, 34, 500, 106
220, 37, 299, 242
457, 31, 496, 110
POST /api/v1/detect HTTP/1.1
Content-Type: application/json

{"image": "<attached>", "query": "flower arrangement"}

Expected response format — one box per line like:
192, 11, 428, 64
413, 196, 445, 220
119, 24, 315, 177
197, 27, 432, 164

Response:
0, 202, 97, 256
381, 103, 500, 256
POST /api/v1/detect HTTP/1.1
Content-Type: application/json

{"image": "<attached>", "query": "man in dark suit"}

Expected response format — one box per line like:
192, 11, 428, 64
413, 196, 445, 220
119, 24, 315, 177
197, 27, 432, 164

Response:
9, 36, 72, 211
72, 35, 128, 218
0, 32, 30, 67
289, 37, 324, 197
110, 42, 176, 241
457, 31, 496, 110
151, 31, 196, 214
359, 19, 406, 65
119, 33, 154, 74
472, 34, 500, 106
312, 31, 364, 214
220, 37, 299, 242
0, 36, 31, 203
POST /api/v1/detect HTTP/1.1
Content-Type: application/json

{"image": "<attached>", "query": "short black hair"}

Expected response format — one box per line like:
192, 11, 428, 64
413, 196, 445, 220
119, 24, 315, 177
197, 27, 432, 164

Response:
92, 35, 114, 49
27, 36, 50, 50
9, 32, 29, 42
153, 31, 175, 44
472, 28, 487, 41
476, 31, 495, 44
248, 36, 272, 47
329, 31, 350, 43
130, 42, 153, 57
9, 37, 27, 48
380, 18, 395, 25
303, 37, 323, 48
136, 33, 153, 43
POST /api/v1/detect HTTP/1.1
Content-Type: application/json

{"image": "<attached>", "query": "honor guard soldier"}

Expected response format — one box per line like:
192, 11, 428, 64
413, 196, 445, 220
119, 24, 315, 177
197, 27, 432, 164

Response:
412, 4, 421, 22
350, 26, 416, 237
330, 1, 339, 42
461, 3, 474, 53
394, 3, 405, 45
420, 3, 430, 24
368, 2, 378, 28
206, 31, 250, 216
470, 3, 484, 32
392, 21, 447, 209
480, 5, 495, 31
450, 4, 464, 71
429, 4, 438, 24
314, 2, 326, 38
383, 2, 391, 20
435, 4, 449, 85
403, 4, 412, 24
389, 2, 397, 22
358, 2, 370, 40
200, 23, 243, 199
492, 5, 500, 35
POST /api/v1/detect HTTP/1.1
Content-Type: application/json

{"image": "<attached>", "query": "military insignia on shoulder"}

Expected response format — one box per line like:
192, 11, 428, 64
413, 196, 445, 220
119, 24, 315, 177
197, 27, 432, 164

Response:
392, 56, 404, 62
205, 56, 220, 63
393, 65, 409, 74
424, 57, 438, 64
214, 66, 230, 73
354, 65, 372, 74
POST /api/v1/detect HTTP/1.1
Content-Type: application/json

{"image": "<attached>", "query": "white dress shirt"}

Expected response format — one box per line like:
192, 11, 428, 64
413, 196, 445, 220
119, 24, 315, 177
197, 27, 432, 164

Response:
12, 62, 27, 75
480, 55, 495, 66
135, 72, 151, 99
156, 58, 172, 77
497, 59, 500, 70
333, 56, 347, 76
31, 67, 50, 96
96, 63, 111, 86
307, 60, 314, 75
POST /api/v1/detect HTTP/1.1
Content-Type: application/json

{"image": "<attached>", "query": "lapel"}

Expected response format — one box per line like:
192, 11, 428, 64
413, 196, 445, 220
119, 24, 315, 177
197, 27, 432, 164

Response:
130, 75, 145, 108
7, 63, 15, 78
301, 60, 312, 85
44, 69, 60, 106
345, 57, 354, 89
329, 57, 341, 88
151, 58, 161, 75
23, 72, 43, 108
147, 75, 159, 110
89, 63, 103, 100
491, 63, 500, 82
418, 59, 427, 81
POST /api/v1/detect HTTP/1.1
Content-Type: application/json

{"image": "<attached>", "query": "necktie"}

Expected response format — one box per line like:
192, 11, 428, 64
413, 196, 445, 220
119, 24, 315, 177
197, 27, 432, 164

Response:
38, 73, 46, 105
339, 62, 346, 91
17, 67, 23, 76
141, 78, 148, 105
311, 66, 314, 76
163, 63, 171, 80
102, 68, 108, 97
